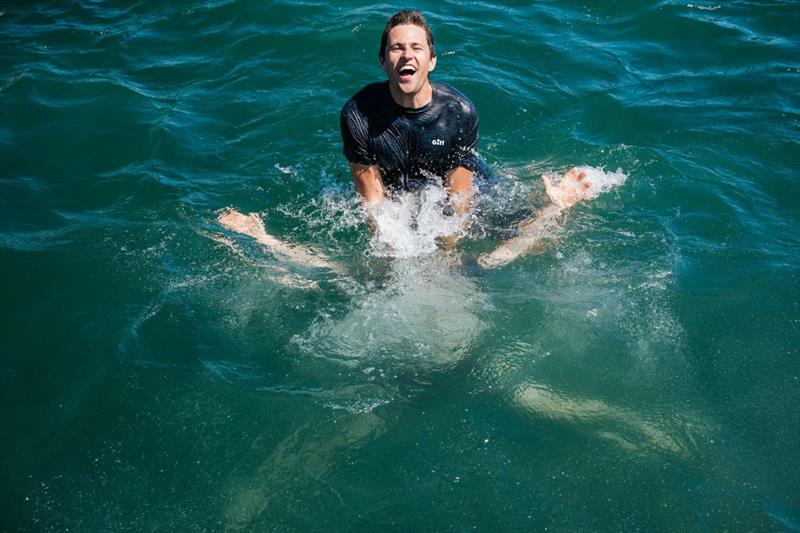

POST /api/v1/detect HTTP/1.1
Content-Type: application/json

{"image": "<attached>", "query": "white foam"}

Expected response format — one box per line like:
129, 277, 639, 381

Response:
295, 256, 486, 372
368, 184, 466, 258
571, 165, 628, 198
687, 3, 721, 11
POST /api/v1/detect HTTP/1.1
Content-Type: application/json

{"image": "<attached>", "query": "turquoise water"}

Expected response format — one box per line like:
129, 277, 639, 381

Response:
2, 1, 798, 530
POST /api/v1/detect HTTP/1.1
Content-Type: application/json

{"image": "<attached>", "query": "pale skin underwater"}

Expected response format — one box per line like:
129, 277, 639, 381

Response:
214, 167, 713, 530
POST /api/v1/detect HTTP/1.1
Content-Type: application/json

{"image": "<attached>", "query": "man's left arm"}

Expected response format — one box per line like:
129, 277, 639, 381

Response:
446, 166, 473, 214
439, 166, 474, 249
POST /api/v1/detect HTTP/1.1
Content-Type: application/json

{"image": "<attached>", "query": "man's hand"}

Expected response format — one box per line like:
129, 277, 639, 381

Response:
436, 234, 460, 250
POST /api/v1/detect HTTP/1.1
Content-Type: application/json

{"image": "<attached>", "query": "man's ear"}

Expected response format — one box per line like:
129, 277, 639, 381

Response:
429, 54, 437, 72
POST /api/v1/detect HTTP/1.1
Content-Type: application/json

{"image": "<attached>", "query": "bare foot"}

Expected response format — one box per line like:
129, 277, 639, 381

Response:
218, 208, 280, 246
217, 208, 343, 273
543, 167, 593, 209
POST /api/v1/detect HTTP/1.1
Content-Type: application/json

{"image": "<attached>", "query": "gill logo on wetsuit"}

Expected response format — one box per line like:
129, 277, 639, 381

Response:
431, 139, 445, 146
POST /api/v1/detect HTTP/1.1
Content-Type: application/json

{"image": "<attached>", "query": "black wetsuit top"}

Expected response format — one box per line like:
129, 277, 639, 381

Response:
340, 81, 479, 191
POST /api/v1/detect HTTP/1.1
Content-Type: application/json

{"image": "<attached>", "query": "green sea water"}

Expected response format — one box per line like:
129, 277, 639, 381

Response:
1, 1, 798, 531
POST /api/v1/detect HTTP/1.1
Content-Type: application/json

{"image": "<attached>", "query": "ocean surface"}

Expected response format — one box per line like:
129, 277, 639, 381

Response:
1, 1, 798, 531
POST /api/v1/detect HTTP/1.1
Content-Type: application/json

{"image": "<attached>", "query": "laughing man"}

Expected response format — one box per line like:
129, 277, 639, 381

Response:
340, 10, 478, 247
218, 10, 596, 267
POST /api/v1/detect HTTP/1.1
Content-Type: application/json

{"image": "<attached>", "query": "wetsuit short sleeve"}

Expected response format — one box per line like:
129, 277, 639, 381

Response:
451, 107, 479, 172
340, 100, 374, 166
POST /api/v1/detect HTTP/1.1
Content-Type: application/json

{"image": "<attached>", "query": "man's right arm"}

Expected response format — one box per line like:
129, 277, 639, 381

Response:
340, 100, 384, 206
349, 162, 385, 205
349, 162, 385, 235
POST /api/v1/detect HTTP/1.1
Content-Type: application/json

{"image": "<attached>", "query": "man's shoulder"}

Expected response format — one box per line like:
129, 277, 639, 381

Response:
432, 81, 477, 118
341, 81, 390, 117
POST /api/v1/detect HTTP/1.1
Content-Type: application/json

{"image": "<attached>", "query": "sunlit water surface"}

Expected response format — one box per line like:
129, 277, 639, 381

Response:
1, 1, 798, 531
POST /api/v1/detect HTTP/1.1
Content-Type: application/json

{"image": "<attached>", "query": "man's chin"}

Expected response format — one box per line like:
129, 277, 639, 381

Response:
394, 80, 420, 94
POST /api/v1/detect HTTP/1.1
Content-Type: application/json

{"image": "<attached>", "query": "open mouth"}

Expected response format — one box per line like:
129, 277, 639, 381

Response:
398, 65, 416, 79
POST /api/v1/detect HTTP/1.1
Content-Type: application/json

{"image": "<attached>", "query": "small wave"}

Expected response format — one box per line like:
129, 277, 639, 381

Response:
0, 227, 75, 252
201, 359, 264, 382
686, 3, 721, 11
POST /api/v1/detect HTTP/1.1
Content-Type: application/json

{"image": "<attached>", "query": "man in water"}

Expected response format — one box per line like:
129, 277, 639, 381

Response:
218, 10, 595, 267
340, 9, 477, 247
338, 9, 595, 257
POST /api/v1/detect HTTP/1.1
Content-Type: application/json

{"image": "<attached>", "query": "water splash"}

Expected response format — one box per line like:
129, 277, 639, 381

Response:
577, 165, 627, 194
294, 254, 486, 375
546, 165, 628, 205
368, 184, 465, 258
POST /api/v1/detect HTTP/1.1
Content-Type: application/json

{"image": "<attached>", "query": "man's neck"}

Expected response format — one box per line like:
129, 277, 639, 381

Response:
389, 81, 433, 109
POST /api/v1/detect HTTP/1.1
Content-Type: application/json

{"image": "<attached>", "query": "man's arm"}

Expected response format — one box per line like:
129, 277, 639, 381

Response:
349, 162, 385, 204
437, 166, 474, 249
349, 162, 386, 234
445, 166, 473, 214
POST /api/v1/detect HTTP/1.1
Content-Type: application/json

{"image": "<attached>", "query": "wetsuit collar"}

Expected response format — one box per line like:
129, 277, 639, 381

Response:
391, 82, 437, 115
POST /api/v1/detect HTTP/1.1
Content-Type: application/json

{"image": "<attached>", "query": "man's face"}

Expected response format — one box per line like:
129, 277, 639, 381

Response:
381, 24, 437, 100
